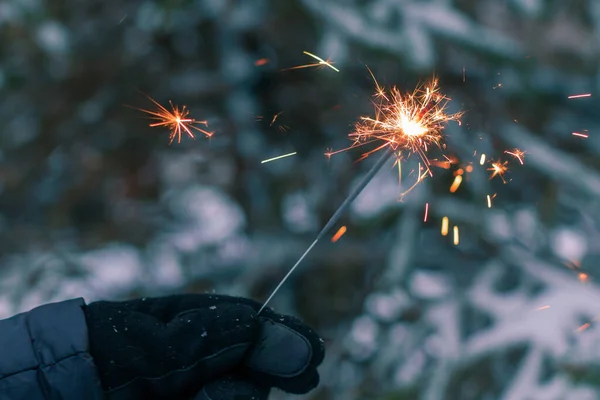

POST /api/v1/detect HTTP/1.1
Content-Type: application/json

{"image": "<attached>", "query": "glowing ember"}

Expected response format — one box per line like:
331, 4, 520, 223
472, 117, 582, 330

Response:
131, 94, 213, 145
449, 175, 463, 193
479, 154, 486, 165
441, 216, 449, 236
453, 226, 459, 245
331, 226, 347, 242
423, 202, 429, 222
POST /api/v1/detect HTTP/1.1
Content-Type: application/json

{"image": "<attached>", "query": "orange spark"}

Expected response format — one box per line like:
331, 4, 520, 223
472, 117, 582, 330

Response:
424, 203, 429, 222
534, 305, 550, 311
453, 226, 459, 245
504, 148, 526, 165
267, 111, 290, 132
441, 216, 449, 236
325, 71, 462, 195
568, 93, 591, 99
488, 159, 509, 183
283, 51, 339, 72
270, 111, 283, 126
331, 226, 347, 242
255, 58, 269, 66
576, 323, 591, 333
449, 175, 462, 193
430, 160, 452, 169
131, 94, 213, 145
563, 260, 590, 282
573, 132, 589, 138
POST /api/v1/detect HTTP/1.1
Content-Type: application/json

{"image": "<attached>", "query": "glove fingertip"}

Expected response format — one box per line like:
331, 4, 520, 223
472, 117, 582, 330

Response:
242, 314, 325, 395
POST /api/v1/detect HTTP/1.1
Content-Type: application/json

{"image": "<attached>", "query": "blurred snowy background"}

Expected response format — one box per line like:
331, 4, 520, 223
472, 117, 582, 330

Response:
2, 0, 600, 399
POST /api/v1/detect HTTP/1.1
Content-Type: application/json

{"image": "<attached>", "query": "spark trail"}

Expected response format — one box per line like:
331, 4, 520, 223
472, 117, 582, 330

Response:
261, 152, 297, 164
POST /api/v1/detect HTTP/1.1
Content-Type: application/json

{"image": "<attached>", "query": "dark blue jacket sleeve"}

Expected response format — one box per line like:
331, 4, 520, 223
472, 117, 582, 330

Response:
0, 298, 105, 400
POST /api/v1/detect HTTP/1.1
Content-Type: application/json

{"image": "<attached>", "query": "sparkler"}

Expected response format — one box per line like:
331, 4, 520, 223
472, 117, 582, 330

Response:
130, 94, 213, 144
258, 73, 462, 313
258, 148, 392, 313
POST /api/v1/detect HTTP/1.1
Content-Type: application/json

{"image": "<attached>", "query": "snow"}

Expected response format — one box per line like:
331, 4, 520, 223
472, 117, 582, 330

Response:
36, 21, 70, 54
346, 315, 379, 361
282, 191, 319, 233
135, 2, 164, 32
350, 163, 400, 219
166, 186, 246, 251
409, 270, 451, 300
365, 289, 409, 322
511, 0, 543, 17
550, 228, 588, 261
79, 244, 143, 297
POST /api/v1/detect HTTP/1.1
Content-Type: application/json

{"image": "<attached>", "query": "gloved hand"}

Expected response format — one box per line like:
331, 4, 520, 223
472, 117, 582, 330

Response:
82, 294, 324, 400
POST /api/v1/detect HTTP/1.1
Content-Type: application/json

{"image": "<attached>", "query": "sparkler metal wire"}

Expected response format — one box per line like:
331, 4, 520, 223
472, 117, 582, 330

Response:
258, 147, 394, 313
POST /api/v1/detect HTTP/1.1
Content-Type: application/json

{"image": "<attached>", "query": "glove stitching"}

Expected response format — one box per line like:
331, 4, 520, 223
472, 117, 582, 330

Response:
104, 342, 253, 394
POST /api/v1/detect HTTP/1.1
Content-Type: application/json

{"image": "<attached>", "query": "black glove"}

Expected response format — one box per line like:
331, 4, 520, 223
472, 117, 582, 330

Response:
82, 294, 325, 400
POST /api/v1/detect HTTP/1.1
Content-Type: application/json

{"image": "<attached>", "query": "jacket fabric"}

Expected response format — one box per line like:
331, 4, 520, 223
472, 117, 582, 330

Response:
0, 298, 104, 399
